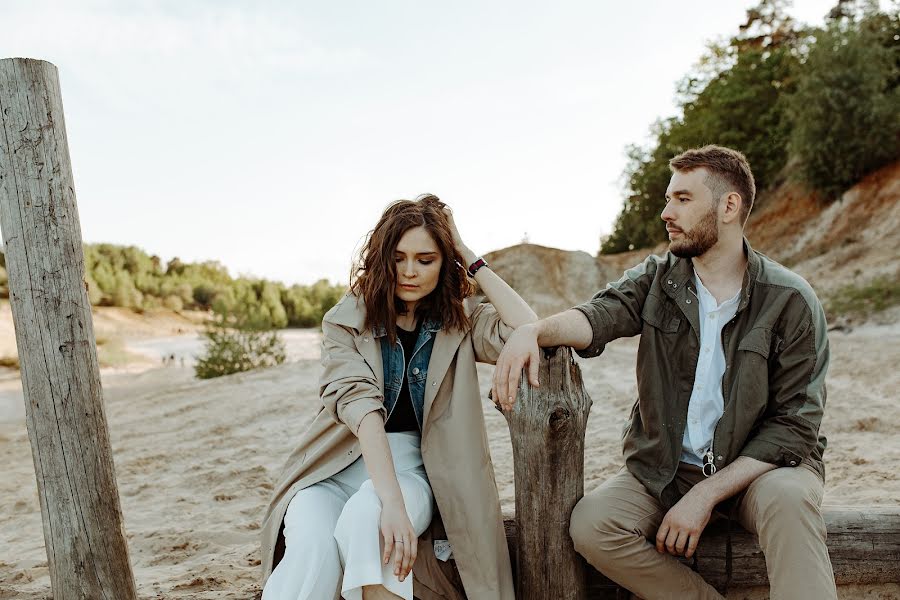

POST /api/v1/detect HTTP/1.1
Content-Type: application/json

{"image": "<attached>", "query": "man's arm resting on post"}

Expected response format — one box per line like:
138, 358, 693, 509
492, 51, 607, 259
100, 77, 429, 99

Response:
491, 254, 658, 410
656, 456, 777, 559
492, 309, 592, 411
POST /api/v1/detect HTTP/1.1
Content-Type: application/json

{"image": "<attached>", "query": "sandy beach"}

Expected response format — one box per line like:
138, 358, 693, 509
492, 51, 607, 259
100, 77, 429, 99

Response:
0, 317, 898, 599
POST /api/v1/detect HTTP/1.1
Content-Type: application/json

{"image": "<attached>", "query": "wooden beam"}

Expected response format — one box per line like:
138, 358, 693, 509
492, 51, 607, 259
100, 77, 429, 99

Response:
0, 57, 137, 600
502, 346, 592, 600
503, 507, 900, 598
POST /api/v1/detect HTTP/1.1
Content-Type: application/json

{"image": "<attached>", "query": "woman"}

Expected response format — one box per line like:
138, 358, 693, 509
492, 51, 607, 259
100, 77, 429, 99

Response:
260, 194, 535, 600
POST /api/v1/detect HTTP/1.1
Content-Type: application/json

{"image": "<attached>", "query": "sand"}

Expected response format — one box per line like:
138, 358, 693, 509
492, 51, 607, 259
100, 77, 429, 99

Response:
0, 319, 898, 600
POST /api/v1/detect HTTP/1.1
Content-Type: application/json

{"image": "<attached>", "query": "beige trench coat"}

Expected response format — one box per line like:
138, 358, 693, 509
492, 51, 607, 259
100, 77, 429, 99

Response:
260, 293, 515, 600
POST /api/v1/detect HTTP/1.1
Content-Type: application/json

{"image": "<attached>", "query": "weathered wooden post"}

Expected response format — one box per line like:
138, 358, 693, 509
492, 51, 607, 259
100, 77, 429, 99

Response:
503, 346, 592, 600
0, 58, 137, 599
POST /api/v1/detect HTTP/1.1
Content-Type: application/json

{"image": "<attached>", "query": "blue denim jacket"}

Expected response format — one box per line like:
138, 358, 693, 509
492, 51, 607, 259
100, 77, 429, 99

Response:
376, 317, 441, 431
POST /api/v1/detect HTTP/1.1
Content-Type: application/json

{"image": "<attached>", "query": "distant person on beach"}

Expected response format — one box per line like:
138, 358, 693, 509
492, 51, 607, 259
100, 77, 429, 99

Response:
260, 195, 534, 600
494, 145, 836, 599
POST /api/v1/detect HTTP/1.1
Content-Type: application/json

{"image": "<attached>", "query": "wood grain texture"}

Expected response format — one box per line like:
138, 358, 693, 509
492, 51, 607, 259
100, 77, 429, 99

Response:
502, 346, 593, 600
501, 507, 900, 598
0, 57, 137, 600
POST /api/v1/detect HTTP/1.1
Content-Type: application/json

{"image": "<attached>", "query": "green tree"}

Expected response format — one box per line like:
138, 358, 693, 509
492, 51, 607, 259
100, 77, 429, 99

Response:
787, 8, 900, 198
192, 283, 217, 309
601, 0, 803, 254
282, 280, 345, 327
76, 242, 343, 325
111, 271, 143, 309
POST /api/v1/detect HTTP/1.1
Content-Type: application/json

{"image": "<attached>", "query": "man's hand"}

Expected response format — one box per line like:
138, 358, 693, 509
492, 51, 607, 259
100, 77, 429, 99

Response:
492, 323, 540, 411
655, 488, 715, 559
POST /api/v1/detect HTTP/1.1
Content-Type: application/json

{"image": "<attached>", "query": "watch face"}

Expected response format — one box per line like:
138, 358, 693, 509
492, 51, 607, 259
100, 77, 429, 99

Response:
468, 258, 487, 277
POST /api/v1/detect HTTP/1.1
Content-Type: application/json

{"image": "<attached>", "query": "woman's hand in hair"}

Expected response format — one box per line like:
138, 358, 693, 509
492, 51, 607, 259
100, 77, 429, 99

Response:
380, 500, 418, 582
443, 206, 477, 267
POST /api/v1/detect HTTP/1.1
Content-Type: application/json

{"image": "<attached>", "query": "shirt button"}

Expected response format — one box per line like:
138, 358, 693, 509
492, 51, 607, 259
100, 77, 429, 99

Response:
432, 382, 436, 387
686, 299, 692, 304
667, 279, 673, 285
363, 337, 369, 342
412, 367, 420, 375
789, 460, 797, 466
708, 314, 715, 319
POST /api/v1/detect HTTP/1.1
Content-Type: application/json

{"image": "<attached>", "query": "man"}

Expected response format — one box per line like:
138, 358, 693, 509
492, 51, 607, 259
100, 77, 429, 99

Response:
493, 145, 836, 599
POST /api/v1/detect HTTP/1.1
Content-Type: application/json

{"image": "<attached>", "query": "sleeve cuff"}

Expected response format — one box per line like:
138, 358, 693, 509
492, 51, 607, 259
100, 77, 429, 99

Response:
337, 401, 387, 436
740, 438, 804, 467
470, 302, 515, 364
572, 304, 608, 358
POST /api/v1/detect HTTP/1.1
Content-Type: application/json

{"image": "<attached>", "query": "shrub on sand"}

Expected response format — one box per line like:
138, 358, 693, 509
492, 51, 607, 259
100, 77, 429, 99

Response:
194, 304, 287, 380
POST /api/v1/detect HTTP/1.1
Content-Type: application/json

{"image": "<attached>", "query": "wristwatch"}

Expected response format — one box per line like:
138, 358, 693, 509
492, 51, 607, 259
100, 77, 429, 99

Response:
467, 257, 489, 278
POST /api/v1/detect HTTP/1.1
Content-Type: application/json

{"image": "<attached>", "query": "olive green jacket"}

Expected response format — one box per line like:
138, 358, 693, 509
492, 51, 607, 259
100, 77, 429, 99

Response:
574, 239, 828, 507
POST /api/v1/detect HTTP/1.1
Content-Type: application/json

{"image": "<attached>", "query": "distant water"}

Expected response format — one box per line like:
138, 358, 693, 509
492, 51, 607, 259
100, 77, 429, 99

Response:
126, 328, 322, 367
0, 329, 323, 424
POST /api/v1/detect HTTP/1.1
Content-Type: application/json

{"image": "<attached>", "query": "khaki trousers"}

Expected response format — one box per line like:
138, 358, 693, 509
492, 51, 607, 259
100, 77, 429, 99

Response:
569, 463, 837, 600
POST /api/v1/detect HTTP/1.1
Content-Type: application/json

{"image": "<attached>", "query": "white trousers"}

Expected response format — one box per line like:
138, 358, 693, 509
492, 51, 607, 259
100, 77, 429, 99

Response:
263, 432, 434, 600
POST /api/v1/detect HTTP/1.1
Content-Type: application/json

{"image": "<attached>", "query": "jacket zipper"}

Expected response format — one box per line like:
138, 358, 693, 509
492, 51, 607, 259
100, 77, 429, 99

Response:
688, 284, 718, 477
704, 311, 740, 478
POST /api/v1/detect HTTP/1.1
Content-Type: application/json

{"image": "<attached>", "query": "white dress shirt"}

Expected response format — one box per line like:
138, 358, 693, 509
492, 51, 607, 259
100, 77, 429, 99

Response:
680, 270, 741, 467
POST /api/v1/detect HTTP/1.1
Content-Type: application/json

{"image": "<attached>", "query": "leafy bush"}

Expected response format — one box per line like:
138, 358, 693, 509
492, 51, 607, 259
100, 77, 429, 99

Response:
163, 294, 184, 312
194, 304, 287, 379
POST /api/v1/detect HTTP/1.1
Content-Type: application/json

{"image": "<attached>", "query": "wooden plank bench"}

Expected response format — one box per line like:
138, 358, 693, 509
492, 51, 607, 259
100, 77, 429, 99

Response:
503, 507, 900, 598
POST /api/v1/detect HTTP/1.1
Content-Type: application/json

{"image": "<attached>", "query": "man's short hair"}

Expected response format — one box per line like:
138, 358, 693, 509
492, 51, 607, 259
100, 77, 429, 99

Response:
669, 145, 756, 225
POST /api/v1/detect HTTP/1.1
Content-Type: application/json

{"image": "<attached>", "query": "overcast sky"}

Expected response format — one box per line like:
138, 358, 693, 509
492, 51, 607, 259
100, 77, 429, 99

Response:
2, 1, 837, 285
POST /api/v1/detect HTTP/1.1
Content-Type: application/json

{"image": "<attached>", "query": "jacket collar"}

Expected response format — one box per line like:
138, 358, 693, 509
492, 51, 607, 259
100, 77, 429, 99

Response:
326, 293, 465, 433
661, 237, 760, 313
327, 293, 442, 337
739, 237, 761, 312
327, 293, 368, 331
372, 317, 442, 339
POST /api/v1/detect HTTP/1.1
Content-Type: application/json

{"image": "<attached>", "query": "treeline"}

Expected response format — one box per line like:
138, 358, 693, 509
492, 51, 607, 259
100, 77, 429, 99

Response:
602, 0, 899, 253
0, 243, 345, 329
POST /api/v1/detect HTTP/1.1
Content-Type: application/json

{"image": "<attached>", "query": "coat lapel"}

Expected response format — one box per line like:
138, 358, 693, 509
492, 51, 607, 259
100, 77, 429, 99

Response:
329, 292, 468, 429
422, 327, 466, 428
329, 294, 386, 395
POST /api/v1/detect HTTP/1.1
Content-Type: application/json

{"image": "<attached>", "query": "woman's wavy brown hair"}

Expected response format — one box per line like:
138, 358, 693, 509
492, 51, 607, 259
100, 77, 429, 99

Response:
350, 194, 474, 343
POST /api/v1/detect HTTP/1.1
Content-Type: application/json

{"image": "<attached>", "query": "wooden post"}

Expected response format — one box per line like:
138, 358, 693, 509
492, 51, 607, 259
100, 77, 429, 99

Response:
503, 346, 592, 600
0, 58, 137, 600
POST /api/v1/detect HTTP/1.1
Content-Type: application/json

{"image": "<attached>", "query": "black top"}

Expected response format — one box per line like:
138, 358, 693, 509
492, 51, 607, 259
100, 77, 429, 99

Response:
385, 322, 421, 433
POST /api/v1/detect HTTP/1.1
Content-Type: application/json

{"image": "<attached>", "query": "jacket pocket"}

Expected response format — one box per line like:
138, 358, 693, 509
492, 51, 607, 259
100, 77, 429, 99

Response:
737, 328, 772, 358
734, 328, 772, 418
640, 296, 681, 333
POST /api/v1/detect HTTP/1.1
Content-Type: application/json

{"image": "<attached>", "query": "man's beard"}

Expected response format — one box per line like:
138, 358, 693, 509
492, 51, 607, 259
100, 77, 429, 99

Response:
669, 207, 719, 258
